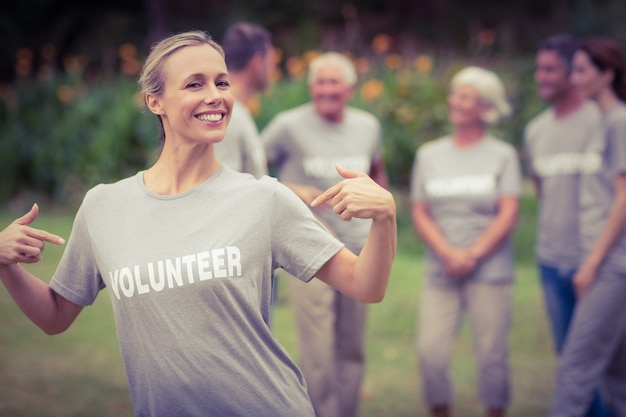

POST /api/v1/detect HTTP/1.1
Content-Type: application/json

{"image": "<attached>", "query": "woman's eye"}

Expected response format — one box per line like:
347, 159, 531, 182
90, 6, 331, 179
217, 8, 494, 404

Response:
187, 81, 202, 88
217, 81, 230, 88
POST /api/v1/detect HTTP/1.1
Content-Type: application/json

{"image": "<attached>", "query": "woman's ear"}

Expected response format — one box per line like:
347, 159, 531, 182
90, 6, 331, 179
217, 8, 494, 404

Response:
146, 93, 163, 115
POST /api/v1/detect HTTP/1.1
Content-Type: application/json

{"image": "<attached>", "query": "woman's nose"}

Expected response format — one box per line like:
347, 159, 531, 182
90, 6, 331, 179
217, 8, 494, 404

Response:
204, 85, 223, 105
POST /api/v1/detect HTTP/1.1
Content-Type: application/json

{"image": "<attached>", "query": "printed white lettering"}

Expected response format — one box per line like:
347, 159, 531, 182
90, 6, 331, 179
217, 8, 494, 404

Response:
134, 265, 149, 295
148, 262, 165, 292
182, 255, 196, 284
533, 152, 602, 177
303, 156, 370, 178
197, 251, 213, 281
110, 270, 121, 300
107, 246, 244, 300
119, 267, 135, 298
166, 258, 183, 288
212, 248, 227, 278
425, 175, 496, 197
226, 247, 242, 276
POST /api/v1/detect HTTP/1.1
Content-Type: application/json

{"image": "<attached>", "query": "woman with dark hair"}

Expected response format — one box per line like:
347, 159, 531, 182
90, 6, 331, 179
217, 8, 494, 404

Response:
549, 37, 626, 417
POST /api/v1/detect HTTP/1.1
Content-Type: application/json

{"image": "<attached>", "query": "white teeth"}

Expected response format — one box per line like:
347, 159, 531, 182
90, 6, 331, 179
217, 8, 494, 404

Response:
197, 113, 223, 122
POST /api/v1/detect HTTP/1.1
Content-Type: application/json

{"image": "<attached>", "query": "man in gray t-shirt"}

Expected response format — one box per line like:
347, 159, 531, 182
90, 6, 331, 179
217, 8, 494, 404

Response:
214, 22, 273, 178
262, 52, 388, 417
523, 34, 607, 417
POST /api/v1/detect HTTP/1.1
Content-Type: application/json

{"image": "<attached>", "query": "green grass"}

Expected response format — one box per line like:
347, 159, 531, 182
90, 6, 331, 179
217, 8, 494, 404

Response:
0, 189, 556, 417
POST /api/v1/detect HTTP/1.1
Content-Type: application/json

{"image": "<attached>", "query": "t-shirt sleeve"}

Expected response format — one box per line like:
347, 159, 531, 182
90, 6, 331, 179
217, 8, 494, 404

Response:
49, 191, 105, 306
607, 116, 626, 177
269, 181, 344, 282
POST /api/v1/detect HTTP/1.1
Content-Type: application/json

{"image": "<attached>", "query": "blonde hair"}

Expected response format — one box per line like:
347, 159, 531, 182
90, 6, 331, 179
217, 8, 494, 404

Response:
450, 66, 511, 125
308, 52, 357, 86
137, 30, 224, 141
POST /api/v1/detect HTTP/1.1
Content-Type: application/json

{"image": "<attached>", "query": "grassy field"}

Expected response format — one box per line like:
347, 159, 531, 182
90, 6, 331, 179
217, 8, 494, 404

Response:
0, 188, 557, 417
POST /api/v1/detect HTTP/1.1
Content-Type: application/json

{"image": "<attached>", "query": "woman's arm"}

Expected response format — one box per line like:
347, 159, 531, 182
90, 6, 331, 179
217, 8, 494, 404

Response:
312, 165, 396, 303
467, 196, 519, 261
0, 204, 82, 334
574, 174, 626, 297
411, 202, 476, 279
1, 264, 84, 334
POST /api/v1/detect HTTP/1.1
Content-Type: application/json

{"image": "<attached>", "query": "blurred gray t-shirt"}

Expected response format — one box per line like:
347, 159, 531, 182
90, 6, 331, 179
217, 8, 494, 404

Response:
410, 135, 522, 286
579, 102, 626, 268
49, 167, 344, 417
524, 101, 603, 269
262, 102, 383, 252
215, 100, 268, 178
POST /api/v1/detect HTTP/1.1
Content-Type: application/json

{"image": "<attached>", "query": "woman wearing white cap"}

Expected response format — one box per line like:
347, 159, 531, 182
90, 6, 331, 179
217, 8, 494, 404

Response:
410, 66, 522, 417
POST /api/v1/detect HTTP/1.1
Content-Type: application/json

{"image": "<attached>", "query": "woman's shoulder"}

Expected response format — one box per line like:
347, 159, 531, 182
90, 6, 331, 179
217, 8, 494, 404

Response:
83, 174, 138, 202
417, 136, 452, 155
484, 136, 519, 157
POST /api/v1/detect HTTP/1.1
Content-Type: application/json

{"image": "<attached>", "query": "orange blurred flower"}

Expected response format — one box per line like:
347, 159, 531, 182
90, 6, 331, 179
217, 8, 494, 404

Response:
246, 95, 261, 116
63, 55, 88, 73
303, 50, 320, 66
360, 79, 384, 102
118, 43, 137, 61
371, 34, 392, 54
15, 48, 33, 77
385, 54, 403, 71
57, 85, 75, 104
414, 55, 433, 74
286, 55, 306, 79
121, 59, 142, 76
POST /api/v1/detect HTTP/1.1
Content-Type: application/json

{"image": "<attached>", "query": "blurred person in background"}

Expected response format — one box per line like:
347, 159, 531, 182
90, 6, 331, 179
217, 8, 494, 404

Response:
215, 21, 274, 178
0, 30, 397, 417
261, 51, 389, 417
523, 34, 609, 417
548, 36, 626, 417
410, 66, 521, 417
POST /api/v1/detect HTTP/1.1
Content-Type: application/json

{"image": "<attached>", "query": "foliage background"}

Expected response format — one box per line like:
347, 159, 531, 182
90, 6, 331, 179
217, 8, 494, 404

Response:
1, 0, 626, 206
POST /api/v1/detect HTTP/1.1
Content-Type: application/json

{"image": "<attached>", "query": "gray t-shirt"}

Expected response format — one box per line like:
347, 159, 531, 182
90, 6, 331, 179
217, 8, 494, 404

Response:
524, 101, 603, 269
49, 167, 344, 417
579, 102, 626, 268
262, 102, 383, 252
215, 100, 268, 178
410, 135, 522, 286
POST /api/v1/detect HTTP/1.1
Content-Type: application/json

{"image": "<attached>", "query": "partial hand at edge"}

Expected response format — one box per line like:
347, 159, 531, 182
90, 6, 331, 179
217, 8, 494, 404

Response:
0, 204, 65, 266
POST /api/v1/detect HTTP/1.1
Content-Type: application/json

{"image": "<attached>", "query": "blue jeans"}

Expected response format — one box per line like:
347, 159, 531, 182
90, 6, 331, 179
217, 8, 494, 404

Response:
540, 264, 612, 417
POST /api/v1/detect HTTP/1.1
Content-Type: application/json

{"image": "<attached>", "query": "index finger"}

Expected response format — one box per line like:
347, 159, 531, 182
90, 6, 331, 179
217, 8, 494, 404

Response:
31, 228, 66, 245
311, 184, 341, 208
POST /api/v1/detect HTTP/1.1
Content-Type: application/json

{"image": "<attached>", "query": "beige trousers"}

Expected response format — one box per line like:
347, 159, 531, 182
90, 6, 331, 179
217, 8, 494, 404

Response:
288, 275, 367, 417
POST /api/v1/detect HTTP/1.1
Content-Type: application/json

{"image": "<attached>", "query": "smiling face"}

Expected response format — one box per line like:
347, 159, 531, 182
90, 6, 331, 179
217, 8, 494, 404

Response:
534, 50, 572, 102
571, 50, 610, 101
309, 64, 354, 123
447, 84, 487, 127
146, 43, 234, 146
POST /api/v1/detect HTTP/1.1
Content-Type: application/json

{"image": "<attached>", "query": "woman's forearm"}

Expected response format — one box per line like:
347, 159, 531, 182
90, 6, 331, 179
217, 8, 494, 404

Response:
468, 196, 519, 261
0, 264, 82, 335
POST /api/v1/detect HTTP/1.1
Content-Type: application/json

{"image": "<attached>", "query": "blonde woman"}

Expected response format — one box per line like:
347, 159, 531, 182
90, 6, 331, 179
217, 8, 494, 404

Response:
410, 66, 521, 417
0, 31, 396, 417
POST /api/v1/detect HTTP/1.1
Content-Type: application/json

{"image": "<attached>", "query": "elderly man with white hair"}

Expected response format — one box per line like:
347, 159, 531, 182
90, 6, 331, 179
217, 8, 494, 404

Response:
410, 66, 522, 417
262, 52, 389, 417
